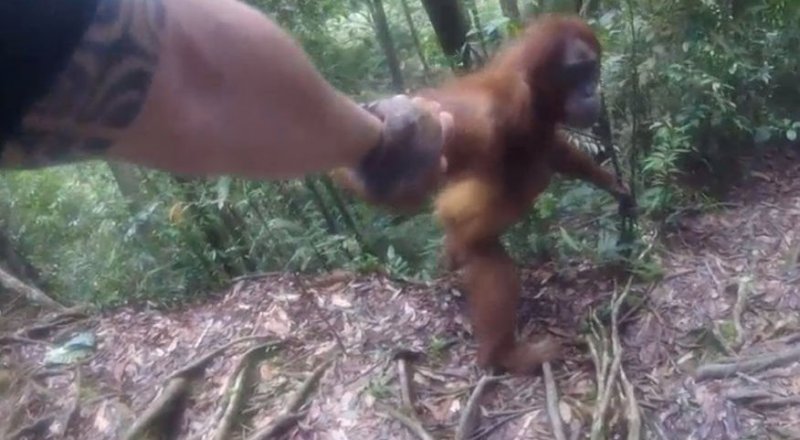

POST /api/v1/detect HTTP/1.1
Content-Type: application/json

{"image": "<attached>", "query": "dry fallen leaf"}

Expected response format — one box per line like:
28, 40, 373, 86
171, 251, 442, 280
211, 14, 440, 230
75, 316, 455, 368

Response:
558, 400, 572, 424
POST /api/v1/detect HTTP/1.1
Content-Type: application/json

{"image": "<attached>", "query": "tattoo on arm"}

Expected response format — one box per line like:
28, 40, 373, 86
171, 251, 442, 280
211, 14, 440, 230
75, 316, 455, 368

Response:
4, 0, 165, 168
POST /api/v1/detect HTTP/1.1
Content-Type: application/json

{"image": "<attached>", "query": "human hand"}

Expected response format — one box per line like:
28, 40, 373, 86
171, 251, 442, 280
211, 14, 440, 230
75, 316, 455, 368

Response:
354, 95, 453, 210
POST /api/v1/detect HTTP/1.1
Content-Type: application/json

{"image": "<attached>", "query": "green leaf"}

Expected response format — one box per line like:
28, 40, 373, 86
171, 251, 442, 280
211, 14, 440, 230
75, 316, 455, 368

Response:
788, 130, 797, 141
753, 127, 771, 144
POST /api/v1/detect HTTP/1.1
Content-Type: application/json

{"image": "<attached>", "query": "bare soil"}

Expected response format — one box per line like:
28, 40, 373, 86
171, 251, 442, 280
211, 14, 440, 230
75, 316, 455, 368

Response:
3, 149, 800, 439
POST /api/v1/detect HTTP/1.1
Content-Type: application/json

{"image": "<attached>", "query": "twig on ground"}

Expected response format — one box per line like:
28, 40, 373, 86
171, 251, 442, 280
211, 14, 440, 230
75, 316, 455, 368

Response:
733, 277, 750, 350
379, 404, 435, 440
696, 345, 800, 381
456, 374, 505, 440
543, 362, 567, 440
212, 343, 276, 440
246, 358, 333, 440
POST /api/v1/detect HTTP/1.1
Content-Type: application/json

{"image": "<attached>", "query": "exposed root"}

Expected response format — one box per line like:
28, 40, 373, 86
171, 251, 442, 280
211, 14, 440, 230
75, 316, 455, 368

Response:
169, 335, 276, 381
619, 367, 641, 440
589, 279, 639, 440
0, 264, 64, 310
393, 349, 423, 410
380, 349, 434, 440
543, 362, 567, 440
380, 404, 435, 440
245, 411, 308, 440
20, 307, 88, 339
7, 416, 54, 440
696, 345, 800, 381
123, 336, 276, 440
58, 368, 82, 438
212, 343, 277, 440
456, 374, 505, 440
733, 276, 751, 350
246, 358, 333, 440
122, 377, 191, 440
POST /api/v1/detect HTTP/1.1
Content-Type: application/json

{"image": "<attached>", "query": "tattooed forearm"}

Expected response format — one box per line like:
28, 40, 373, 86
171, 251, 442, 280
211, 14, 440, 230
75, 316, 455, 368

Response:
3, 0, 165, 168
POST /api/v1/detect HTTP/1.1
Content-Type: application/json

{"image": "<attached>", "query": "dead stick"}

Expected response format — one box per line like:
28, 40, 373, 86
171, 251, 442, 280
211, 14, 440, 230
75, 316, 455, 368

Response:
456, 374, 504, 440
696, 346, 800, 381
543, 362, 567, 440
380, 405, 435, 440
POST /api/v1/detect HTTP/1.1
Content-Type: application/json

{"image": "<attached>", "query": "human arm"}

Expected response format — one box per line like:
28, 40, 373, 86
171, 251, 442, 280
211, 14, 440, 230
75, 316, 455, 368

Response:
0, 0, 450, 198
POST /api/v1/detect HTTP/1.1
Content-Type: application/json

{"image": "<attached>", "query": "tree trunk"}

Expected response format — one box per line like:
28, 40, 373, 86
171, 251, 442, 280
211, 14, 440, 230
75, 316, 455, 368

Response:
369, 0, 406, 92
499, 0, 521, 22
399, 0, 432, 80
420, 0, 472, 70
467, 0, 489, 59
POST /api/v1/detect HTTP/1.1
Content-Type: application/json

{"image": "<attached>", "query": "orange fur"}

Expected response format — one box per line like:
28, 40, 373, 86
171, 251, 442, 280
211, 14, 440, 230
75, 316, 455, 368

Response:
335, 14, 628, 375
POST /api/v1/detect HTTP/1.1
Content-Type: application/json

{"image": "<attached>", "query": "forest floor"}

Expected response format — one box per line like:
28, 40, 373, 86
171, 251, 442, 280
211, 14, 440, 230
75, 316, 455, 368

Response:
4, 148, 800, 440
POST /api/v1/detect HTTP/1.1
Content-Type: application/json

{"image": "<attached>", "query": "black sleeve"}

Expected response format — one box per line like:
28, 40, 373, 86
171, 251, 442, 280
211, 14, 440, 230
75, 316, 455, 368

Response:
0, 0, 101, 145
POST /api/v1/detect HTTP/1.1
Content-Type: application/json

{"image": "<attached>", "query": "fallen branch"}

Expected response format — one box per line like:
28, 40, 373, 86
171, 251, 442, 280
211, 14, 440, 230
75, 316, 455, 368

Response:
245, 358, 333, 440
124, 336, 275, 440
456, 374, 505, 440
380, 404, 435, 440
212, 343, 276, 440
695, 345, 800, 381
543, 362, 567, 440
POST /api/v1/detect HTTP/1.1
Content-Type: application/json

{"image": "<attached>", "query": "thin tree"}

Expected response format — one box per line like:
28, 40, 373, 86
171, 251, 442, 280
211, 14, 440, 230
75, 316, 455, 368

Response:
368, 0, 406, 92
